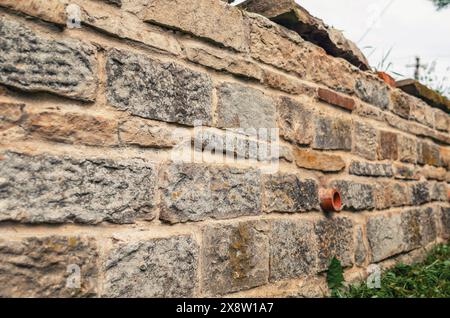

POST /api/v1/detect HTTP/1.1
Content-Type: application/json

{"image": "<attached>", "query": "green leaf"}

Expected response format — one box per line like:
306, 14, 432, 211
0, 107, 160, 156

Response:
327, 257, 345, 291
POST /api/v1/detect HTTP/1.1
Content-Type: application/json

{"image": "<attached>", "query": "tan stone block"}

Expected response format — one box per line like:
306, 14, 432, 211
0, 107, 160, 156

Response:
0, 0, 66, 25
24, 111, 118, 146
144, 0, 249, 52
119, 117, 178, 148
294, 148, 345, 172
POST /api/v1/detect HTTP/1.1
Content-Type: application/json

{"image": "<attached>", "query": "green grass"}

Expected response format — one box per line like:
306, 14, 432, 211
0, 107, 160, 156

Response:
340, 244, 450, 298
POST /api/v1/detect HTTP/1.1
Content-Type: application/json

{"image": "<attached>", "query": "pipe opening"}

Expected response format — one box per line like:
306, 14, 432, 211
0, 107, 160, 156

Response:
319, 188, 342, 212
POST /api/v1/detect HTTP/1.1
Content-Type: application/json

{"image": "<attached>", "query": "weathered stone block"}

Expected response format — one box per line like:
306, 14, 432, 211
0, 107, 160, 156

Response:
269, 219, 317, 281
0, 17, 98, 102
394, 163, 420, 180
419, 207, 438, 245
331, 180, 374, 211
216, 82, 276, 129
441, 207, 450, 238
240, 0, 369, 70
378, 131, 398, 160
262, 173, 319, 213
411, 182, 431, 205
201, 221, 269, 295
247, 13, 356, 93
418, 141, 441, 167
119, 117, 178, 149
314, 216, 354, 271
430, 182, 448, 201
294, 148, 346, 172
24, 111, 118, 147
400, 209, 422, 251
277, 96, 313, 146
367, 213, 405, 262
353, 121, 378, 161
0, 102, 24, 131
434, 109, 448, 132
391, 90, 411, 119
0, 0, 66, 26
374, 181, 409, 209
318, 88, 355, 111
355, 77, 390, 109
349, 161, 393, 177
103, 235, 198, 297
0, 236, 98, 297
420, 166, 446, 181
397, 135, 418, 164
313, 116, 352, 151
0, 152, 157, 224
355, 226, 367, 266
185, 45, 263, 81
144, 0, 249, 52
160, 163, 261, 223
106, 49, 212, 126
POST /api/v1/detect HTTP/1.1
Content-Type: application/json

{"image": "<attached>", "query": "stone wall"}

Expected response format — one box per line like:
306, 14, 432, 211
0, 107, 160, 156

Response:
0, 0, 449, 297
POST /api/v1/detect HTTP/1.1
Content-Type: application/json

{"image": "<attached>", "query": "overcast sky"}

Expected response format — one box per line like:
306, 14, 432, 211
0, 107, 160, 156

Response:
234, 0, 450, 94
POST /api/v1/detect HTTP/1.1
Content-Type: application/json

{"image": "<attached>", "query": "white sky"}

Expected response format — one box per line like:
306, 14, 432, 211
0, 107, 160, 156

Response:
234, 0, 450, 94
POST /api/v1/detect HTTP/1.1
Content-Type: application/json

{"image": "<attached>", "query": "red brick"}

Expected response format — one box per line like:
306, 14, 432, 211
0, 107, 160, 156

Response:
318, 88, 355, 111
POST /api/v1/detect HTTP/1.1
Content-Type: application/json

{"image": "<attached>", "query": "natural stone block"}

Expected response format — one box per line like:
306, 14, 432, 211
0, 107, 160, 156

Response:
241, 0, 369, 70
331, 180, 374, 211
294, 148, 345, 172
378, 131, 398, 160
441, 207, 450, 239
349, 161, 393, 177
313, 116, 352, 151
434, 109, 448, 132
411, 182, 431, 205
401, 209, 422, 251
0, 152, 157, 224
401, 208, 437, 250
185, 45, 263, 82
355, 77, 390, 109
201, 221, 269, 295
0, 0, 66, 25
0, 236, 98, 297
104, 235, 198, 297
193, 128, 285, 162
262, 173, 319, 213
79, 0, 181, 56
430, 182, 448, 201
394, 163, 420, 180
277, 96, 313, 146
353, 121, 378, 161
391, 90, 411, 119
144, 0, 249, 52
119, 117, 178, 149
397, 135, 418, 164
0, 102, 24, 131
247, 13, 356, 93
411, 100, 435, 128
367, 213, 405, 262
318, 88, 355, 111
355, 226, 367, 266
160, 163, 261, 223
314, 216, 354, 271
24, 111, 118, 147
419, 207, 438, 245
269, 219, 317, 281
418, 141, 441, 167
106, 48, 212, 126
420, 166, 446, 181
374, 181, 409, 209
262, 70, 317, 96
216, 82, 276, 129
0, 17, 98, 102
